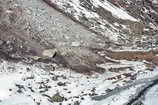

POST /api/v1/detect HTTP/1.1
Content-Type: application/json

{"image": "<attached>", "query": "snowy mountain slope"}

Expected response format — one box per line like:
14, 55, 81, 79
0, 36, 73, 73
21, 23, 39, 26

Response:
1, 0, 158, 105
43, 0, 137, 44
44, 0, 158, 49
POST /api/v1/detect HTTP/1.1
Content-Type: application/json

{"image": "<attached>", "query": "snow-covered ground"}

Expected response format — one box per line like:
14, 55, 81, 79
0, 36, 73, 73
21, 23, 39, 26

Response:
143, 84, 158, 105
0, 60, 157, 105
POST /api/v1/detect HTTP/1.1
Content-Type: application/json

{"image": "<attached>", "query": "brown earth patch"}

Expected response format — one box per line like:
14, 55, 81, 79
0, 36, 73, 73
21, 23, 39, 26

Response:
107, 50, 158, 64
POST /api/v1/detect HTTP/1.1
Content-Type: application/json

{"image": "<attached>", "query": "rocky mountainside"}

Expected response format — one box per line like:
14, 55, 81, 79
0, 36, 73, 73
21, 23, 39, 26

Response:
1, 0, 158, 105
44, 0, 158, 49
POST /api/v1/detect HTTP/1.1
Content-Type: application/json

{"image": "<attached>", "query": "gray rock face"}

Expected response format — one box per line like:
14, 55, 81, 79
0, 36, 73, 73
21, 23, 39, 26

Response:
0, 0, 108, 73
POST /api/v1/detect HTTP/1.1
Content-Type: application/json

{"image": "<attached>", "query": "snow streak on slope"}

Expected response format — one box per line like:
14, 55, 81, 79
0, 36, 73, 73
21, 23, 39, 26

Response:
89, 0, 137, 21
50, 0, 137, 21
50, 0, 100, 20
